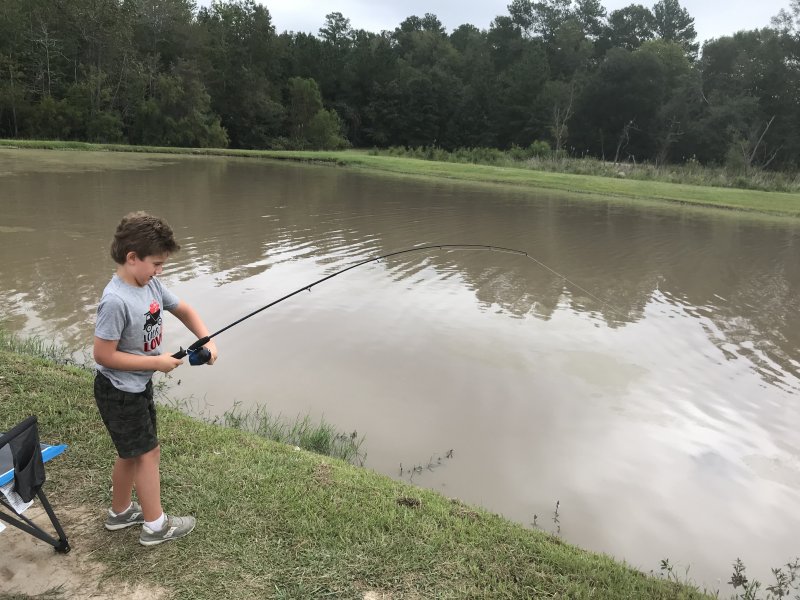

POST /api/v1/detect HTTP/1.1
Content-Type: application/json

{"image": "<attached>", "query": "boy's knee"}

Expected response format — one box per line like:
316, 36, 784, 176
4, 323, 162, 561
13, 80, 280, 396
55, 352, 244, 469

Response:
142, 445, 160, 460
131, 445, 160, 465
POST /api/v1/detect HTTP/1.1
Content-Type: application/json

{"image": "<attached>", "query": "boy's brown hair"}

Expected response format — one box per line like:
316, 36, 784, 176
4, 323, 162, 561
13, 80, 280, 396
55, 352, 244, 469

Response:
110, 211, 180, 264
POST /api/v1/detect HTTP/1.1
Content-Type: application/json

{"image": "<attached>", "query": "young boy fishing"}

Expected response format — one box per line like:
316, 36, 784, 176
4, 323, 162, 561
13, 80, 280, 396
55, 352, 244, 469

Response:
93, 211, 217, 546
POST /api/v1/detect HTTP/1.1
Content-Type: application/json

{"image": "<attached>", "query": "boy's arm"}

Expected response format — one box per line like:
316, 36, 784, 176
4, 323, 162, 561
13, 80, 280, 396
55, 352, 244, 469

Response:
168, 300, 218, 364
93, 337, 183, 373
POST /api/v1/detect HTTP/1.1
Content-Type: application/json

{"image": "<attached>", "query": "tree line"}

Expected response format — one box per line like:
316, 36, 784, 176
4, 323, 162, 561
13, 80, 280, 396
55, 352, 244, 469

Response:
1, 0, 798, 170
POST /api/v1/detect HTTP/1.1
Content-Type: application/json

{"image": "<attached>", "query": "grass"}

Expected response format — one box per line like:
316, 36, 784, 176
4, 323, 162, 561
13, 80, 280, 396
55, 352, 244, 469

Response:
0, 346, 713, 599
0, 329, 365, 466
372, 145, 800, 194
215, 401, 366, 465
2, 139, 800, 218
0, 593, 65, 600
0, 333, 69, 362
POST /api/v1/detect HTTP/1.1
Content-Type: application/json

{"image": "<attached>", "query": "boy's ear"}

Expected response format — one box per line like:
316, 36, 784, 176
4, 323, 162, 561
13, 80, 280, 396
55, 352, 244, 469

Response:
125, 251, 138, 264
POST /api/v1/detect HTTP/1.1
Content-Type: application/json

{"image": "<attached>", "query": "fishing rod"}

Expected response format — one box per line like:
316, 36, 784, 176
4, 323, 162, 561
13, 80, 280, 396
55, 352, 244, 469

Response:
173, 243, 614, 365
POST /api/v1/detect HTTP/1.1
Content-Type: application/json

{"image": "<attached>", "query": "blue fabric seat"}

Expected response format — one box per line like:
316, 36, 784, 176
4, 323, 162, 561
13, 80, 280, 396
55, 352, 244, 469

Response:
0, 416, 70, 553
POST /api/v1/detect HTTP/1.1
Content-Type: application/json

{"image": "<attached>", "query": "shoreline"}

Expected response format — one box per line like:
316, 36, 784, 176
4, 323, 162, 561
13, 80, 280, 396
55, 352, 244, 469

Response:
0, 347, 713, 599
2, 139, 799, 218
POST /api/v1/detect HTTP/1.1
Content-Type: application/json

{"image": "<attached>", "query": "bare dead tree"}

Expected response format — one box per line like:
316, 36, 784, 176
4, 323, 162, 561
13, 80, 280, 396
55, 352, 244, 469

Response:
3, 58, 20, 137
614, 118, 637, 164
31, 20, 58, 97
551, 81, 575, 157
740, 115, 780, 171
655, 116, 684, 166
110, 52, 129, 110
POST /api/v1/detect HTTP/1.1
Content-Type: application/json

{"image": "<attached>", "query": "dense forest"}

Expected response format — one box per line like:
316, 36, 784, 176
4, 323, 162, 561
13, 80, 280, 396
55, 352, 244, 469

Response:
0, 0, 798, 169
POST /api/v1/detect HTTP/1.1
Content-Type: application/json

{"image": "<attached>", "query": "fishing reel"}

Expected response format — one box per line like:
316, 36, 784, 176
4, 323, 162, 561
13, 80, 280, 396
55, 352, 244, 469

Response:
187, 346, 212, 366
172, 337, 212, 366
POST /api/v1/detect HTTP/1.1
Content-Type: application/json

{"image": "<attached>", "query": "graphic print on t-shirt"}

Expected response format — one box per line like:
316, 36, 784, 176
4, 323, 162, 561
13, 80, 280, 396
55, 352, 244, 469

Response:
143, 300, 163, 352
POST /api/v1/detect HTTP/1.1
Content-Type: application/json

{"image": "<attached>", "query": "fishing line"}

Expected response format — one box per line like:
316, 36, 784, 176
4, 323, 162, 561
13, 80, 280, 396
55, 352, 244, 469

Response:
174, 244, 624, 364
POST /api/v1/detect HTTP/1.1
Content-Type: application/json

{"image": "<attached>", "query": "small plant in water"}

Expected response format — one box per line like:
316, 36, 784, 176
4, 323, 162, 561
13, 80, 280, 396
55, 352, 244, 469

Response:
764, 558, 800, 599
398, 449, 454, 482
529, 500, 562, 535
658, 558, 696, 588
660, 558, 679, 583
729, 558, 763, 599
657, 556, 800, 600
553, 500, 561, 535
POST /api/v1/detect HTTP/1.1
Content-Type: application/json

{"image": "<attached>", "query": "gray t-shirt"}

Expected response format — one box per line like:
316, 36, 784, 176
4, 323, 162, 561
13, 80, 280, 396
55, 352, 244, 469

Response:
95, 275, 179, 393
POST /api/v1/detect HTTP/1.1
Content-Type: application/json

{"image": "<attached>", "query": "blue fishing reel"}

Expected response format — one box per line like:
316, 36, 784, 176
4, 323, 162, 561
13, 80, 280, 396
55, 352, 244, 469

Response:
172, 337, 212, 366
188, 347, 212, 366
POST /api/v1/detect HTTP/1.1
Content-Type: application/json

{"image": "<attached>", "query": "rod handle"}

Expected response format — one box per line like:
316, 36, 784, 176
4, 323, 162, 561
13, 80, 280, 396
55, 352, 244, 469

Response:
172, 336, 211, 364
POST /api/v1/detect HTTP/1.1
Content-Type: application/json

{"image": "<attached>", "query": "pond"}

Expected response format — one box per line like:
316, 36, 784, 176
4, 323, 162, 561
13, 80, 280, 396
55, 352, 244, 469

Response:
1, 149, 798, 587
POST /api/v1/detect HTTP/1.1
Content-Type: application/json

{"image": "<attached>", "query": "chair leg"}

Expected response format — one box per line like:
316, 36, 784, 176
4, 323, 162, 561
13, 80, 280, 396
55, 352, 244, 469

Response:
37, 488, 70, 553
0, 490, 70, 553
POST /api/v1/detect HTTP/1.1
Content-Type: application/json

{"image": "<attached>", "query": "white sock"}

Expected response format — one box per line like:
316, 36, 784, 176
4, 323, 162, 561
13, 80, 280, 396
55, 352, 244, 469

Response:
110, 502, 132, 517
144, 513, 166, 532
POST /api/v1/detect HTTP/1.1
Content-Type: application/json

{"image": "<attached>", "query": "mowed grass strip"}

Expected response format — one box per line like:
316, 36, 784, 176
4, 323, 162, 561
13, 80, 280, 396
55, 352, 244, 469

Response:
0, 349, 710, 599
2, 139, 799, 218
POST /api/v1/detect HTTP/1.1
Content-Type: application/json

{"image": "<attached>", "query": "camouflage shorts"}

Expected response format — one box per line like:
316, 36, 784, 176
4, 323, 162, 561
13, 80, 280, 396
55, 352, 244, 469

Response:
94, 373, 157, 459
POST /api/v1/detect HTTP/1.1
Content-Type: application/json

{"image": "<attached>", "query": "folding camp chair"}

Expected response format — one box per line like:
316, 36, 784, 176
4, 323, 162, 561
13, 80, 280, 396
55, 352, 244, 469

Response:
0, 415, 70, 553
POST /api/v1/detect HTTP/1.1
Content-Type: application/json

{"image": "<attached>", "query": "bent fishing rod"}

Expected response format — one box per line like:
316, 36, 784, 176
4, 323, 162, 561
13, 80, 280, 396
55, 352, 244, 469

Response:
173, 243, 614, 365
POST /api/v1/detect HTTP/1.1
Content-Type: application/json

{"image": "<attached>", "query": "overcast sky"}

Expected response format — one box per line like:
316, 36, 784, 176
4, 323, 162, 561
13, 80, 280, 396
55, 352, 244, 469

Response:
197, 1, 790, 44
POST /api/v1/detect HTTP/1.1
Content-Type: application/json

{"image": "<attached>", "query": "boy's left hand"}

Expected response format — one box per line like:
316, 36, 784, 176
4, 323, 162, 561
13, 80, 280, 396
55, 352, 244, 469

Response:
204, 341, 218, 365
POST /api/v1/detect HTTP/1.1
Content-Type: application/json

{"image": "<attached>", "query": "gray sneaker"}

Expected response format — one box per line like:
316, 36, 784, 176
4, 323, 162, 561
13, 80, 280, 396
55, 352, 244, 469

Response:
139, 514, 196, 546
105, 502, 145, 531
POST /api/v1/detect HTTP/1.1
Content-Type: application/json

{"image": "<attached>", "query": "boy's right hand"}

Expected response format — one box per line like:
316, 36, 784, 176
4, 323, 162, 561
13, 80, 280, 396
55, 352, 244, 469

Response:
155, 353, 184, 373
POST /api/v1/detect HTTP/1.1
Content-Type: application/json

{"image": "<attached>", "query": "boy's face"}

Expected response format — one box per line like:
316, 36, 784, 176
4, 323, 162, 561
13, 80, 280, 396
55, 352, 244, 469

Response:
125, 252, 169, 287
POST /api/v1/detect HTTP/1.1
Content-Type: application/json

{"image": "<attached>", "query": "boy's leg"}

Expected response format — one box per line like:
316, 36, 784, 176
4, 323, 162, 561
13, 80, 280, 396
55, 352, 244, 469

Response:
133, 445, 163, 522
95, 374, 163, 521
95, 375, 194, 544
111, 456, 137, 514
136, 443, 196, 546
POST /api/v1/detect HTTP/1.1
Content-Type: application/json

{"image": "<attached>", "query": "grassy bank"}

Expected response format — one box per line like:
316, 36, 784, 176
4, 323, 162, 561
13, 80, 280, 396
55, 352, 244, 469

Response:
2, 139, 800, 218
0, 348, 711, 599
372, 146, 800, 194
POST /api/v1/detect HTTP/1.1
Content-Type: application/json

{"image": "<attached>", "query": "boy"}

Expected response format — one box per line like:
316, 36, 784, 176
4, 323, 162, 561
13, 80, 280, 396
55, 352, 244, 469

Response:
93, 211, 218, 546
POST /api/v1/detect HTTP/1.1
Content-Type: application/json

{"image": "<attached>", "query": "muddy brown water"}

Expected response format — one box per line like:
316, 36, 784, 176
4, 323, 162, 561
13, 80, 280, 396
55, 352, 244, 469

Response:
1, 149, 799, 588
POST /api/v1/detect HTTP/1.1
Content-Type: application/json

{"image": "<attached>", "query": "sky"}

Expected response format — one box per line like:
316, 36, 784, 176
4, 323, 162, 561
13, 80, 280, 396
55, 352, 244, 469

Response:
197, 0, 791, 44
